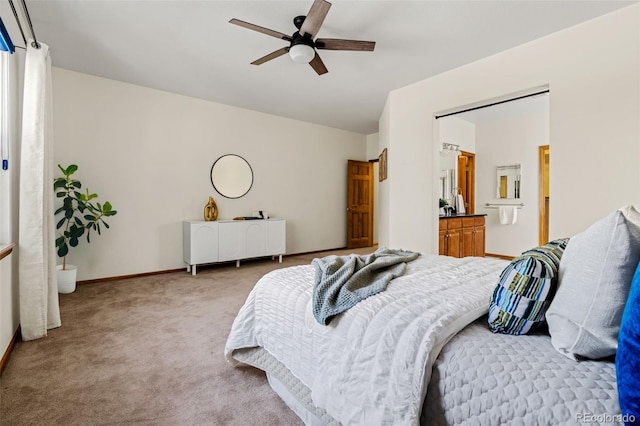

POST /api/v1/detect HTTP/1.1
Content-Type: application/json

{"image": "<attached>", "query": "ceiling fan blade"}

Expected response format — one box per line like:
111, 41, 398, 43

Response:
309, 52, 328, 75
299, 0, 331, 38
315, 38, 375, 51
251, 47, 289, 65
229, 18, 292, 42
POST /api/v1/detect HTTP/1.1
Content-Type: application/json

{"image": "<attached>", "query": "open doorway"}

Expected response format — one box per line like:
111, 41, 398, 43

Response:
437, 90, 549, 257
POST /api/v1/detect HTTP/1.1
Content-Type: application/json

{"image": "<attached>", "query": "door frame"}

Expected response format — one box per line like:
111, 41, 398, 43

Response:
538, 145, 550, 245
457, 151, 475, 214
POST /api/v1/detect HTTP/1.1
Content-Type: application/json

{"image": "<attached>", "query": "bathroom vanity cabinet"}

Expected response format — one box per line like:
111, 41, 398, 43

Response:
439, 215, 485, 258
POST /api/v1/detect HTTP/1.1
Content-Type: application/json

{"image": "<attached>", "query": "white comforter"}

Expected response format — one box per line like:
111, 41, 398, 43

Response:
225, 254, 508, 425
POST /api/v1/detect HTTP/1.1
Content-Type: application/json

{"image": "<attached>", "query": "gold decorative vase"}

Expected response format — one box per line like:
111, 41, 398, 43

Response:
204, 196, 218, 221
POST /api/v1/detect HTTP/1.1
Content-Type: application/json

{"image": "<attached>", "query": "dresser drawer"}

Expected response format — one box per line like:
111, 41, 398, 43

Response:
462, 217, 476, 228
446, 218, 462, 230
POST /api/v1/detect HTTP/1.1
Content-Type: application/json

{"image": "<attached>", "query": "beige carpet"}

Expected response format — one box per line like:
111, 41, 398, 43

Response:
0, 247, 376, 425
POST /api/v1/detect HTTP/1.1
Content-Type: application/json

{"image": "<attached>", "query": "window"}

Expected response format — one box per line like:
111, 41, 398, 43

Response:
0, 51, 16, 243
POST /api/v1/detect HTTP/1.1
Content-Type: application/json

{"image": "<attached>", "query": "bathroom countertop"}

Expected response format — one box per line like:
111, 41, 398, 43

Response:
439, 213, 487, 218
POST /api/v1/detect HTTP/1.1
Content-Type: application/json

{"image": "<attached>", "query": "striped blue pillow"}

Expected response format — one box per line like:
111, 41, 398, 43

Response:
488, 238, 569, 335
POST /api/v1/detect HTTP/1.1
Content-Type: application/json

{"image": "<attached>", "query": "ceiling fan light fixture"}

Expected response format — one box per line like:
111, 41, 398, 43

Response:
230, 0, 375, 75
289, 44, 315, 64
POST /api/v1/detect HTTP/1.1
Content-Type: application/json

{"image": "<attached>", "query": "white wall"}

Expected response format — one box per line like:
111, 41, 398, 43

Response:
438, 116, 475, 203
439, 116, 476, 154
53, 69, 367, 280
476, 107, 548, 256
378, 103, 391, 248
366, 133, 380, 245
379, 4, 640, 254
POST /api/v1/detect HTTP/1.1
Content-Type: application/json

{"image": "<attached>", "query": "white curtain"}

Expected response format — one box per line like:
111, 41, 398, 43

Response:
18, 40, 60, 341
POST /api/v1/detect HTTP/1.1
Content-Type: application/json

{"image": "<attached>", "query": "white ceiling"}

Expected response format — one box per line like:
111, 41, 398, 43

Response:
3, 1, 636, 134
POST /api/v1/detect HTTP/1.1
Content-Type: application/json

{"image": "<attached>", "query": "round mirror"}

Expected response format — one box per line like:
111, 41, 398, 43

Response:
210, 154, 253, 199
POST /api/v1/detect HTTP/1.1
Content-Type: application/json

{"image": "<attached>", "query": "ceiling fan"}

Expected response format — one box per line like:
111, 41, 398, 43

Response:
229, 0, 375, 76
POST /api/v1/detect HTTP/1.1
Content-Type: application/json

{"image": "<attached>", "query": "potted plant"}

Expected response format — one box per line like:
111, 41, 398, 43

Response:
439, 198, 448, 216
54, 164, 117, 293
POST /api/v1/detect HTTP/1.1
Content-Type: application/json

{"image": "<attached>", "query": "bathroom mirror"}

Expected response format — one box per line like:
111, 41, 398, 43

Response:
210, 154, 253, 199
439, 169, 456, 202
496, 164, 521, 199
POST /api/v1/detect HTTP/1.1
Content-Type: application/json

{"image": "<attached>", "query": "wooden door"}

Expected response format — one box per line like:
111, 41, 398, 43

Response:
347, 160, 373, 249
445, 228, 462, 258
461, 226, 474, 257
474, 226, 485, 257
457, 151, 475, 214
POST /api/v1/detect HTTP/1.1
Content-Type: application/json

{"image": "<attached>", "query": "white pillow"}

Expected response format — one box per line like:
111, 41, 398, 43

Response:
546, 205, 640, 360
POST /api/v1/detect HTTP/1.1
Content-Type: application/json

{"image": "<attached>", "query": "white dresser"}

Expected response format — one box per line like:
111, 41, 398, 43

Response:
183, 219, 286, 275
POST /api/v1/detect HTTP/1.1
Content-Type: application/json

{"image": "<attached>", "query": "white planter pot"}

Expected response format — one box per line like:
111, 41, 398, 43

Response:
56, 264, 77, 294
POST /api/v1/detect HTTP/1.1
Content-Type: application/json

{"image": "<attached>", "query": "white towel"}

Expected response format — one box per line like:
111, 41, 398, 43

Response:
456, 194, 465, 214
499, 206, 518, 225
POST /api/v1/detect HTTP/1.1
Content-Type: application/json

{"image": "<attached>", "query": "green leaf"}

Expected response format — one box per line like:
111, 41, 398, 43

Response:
64, 164, 78, 176
102, 221, 110, 229
69, 225, 84, 238
56, 217, 66, 229
97, 223, 101, 235
65, 209, 74, 219
105, 210, 117, 217
84, 214, 96, 221
56, 192, 66, 198
71, 181, 81, 188
74, 217, 83, 227
69, 237, 79, 247
57, 243, 68, 258
103, 201, 112, 212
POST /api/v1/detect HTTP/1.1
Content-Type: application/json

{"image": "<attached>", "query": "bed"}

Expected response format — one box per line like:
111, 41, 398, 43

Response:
423, 318, 619, 425
224, 247, 627, 425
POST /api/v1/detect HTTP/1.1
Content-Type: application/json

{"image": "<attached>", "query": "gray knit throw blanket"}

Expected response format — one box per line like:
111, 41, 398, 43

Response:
311, 247, 420, 325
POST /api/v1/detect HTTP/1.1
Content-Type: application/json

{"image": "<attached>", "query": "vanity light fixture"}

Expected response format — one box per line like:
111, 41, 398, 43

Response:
441, 142, 461, 152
